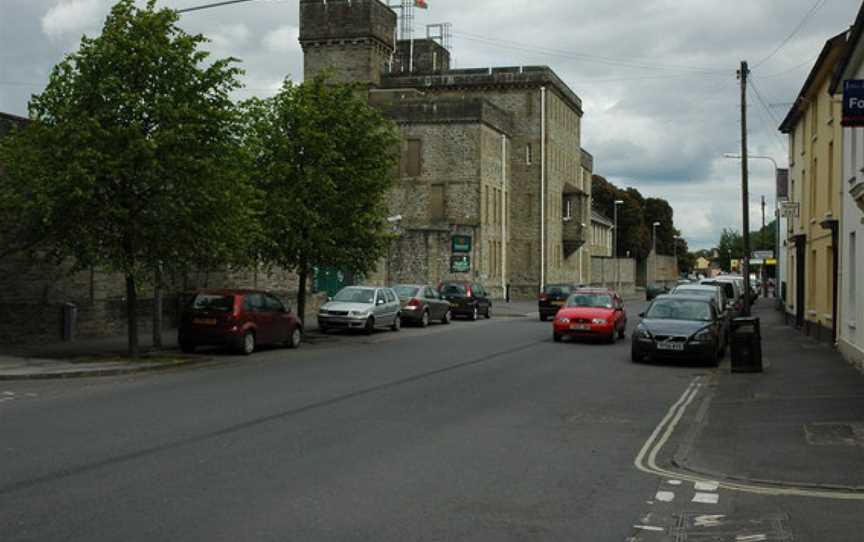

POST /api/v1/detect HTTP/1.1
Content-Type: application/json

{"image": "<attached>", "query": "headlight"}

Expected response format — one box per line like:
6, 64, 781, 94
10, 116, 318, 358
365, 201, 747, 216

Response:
692, 328, 713, 342
592, 318, 607, 325
349, 310, 369, 317
558, 317, 571, 324
633, 325, 652, 339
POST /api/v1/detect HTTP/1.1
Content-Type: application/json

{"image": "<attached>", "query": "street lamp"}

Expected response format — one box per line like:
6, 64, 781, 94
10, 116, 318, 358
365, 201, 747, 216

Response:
613, 200, 624, 290
673, 235, 680, 279
652, 221, 661, 284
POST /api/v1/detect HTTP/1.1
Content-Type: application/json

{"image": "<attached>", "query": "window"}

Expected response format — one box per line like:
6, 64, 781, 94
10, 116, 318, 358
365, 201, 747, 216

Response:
563, 199, 572, 220
424, 287, 438, 299
385, 289, 396, 303
405, 139, 422, 177
811, 102, 818, 137
850, 232, 857, 319
810, 159, 817, 216
431, 184, 445, 221
789, 132, 795, 163
264, 295, 284, 312
828, 141, 834, 213
526, 143, 533, 165
851, 128, 858, 181
809, 249, 817, 310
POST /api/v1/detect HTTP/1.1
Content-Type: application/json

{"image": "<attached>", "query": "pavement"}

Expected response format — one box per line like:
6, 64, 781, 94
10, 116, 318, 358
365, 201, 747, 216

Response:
670, 297, 864, 491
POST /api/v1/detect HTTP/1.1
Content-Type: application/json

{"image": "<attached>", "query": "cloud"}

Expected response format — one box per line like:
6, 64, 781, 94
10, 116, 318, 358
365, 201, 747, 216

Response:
262, 25, 299, 54
41, 0, 104, 42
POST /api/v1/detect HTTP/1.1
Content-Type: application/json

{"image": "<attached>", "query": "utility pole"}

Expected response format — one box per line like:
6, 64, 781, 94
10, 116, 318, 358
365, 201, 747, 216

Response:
761, 195, 766, 249
738, 60, 751, 316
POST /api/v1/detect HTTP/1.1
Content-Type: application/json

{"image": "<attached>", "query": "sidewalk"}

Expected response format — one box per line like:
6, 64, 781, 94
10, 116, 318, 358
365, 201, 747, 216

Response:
673, 298, 864, 490
0, 332, 209, 380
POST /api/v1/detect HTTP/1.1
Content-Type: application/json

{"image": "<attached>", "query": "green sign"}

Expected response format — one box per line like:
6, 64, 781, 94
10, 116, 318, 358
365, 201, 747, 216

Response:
450, 255, 471, 273
451, 235, 472, 253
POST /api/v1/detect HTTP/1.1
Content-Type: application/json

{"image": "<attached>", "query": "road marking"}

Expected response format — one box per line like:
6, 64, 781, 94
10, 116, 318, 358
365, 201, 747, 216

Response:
693, 514, 725, 527
695, 480, 719, 491
633, 377, 864, 500
633, 525, 664, 532
655, 490, 675, 502
666, 479, 682, 485
735, 536, 767, 542
693, 492, 720, 504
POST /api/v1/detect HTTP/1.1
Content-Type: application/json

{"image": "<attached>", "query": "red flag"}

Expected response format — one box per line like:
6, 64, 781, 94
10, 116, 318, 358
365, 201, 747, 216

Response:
415, 0, 428, 9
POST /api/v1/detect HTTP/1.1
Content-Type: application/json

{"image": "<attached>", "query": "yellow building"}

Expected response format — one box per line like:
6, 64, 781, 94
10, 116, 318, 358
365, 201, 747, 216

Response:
779, 31, 845, 342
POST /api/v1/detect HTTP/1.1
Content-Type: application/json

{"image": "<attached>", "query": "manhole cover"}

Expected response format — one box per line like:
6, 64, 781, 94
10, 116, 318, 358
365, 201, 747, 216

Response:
804, 422, 862, 446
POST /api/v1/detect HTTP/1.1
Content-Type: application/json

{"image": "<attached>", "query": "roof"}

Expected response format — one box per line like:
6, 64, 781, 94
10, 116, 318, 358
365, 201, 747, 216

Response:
655, 294, 712, 303
830, 3, 864, 94
591, 210, 614, 227
0, 111, 30, 138
779, 31, 849, 133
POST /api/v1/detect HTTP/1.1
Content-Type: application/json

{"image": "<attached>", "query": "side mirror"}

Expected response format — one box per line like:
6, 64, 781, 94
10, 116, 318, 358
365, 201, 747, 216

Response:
638, 312, 645, 318
327, 296, 332, 302
284, 306, 292, 314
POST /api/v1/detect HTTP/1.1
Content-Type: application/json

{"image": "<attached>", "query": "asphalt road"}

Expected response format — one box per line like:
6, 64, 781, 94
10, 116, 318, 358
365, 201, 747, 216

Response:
0, 300, 859, 541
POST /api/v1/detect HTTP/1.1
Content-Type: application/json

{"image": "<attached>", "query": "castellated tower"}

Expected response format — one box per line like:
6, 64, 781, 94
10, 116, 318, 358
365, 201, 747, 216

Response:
298, 0, 397, 87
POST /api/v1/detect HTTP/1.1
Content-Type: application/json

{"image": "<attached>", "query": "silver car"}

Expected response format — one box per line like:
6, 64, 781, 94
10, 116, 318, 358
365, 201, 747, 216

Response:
317, 286, 402, 335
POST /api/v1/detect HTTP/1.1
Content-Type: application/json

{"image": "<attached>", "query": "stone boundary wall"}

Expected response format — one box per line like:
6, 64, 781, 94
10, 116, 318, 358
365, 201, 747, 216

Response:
590, 257, 636, 294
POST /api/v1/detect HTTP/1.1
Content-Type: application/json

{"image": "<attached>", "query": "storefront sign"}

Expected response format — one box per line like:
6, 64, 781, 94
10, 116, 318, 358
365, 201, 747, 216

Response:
451, 235, 472, 253
450, 255, 471, 273
842, 80, 864, 126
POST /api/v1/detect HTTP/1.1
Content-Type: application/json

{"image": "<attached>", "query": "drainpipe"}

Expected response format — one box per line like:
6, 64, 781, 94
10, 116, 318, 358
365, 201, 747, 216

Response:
501, 134, 507, 299
540, 86, 546, 293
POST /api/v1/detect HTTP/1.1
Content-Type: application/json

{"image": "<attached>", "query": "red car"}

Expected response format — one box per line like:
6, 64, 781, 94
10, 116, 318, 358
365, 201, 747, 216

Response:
552, 288, 627, 343
178, 289, 303, 355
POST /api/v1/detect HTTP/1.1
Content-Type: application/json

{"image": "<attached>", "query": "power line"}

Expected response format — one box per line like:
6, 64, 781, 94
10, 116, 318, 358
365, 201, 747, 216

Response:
752, 0, 826, 69
176, 0, 261, 14
756, 54, 819, 78
747, 81, 787, 153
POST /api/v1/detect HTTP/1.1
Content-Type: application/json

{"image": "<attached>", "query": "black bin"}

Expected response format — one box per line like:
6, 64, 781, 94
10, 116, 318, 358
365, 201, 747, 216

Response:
730, 316, 762, 373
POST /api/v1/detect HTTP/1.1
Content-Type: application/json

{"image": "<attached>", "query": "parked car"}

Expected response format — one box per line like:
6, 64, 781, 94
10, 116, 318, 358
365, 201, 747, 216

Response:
178, 289, 303, 355
552, 288, 627, 343
671, 283, 731, 350
631, 295, 724, 366
539, 283, 581, 321
646, 283, 669, 301
438, 282, 492, 320
700, 278, 739, 313
318, 286, 401, 334
393, 284, 452, 326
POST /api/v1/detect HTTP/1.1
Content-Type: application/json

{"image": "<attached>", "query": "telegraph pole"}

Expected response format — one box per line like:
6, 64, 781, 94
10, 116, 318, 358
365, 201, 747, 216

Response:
738, 60, 751, 316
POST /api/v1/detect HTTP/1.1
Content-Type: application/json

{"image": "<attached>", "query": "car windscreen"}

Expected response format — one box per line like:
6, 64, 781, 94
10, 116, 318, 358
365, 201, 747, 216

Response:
544, 284, 573, 295
333, 288, 375, 304
646, 299, 712, 321
567, 293, 613, 308
394, 286, 420, 298
191, 294, 234, 312
704, 282, 734, 299
672, 288, 713, 299
441, 284, 466, 295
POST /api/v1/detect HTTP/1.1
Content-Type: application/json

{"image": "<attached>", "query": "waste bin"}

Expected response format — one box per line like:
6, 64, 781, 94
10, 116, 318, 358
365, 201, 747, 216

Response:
62, 302, 77, 342
730, 316, 762, 373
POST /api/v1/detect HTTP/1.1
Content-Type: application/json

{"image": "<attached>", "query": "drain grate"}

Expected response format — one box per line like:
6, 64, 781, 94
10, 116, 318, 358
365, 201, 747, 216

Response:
804, 422, 863, 446
672, 512, 792, 541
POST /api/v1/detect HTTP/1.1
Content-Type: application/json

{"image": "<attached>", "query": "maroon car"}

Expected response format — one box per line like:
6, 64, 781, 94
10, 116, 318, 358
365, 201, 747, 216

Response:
178, 289, 302, 355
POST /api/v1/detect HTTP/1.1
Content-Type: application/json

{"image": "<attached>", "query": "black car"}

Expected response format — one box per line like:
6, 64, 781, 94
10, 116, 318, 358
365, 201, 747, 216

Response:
631, 295, 724, 366
646, 283, 670, 301
538, 283, 582, 321
438, 282, 492, 321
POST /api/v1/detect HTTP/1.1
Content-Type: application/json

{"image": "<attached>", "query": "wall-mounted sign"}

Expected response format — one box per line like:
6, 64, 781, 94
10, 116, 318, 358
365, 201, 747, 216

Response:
842, 80, 864, 126
776, 168, 789, 200
450, 255, 471, 273
779, 201, 800, 218
451, 235, 472, 253
753, 250, 774, 260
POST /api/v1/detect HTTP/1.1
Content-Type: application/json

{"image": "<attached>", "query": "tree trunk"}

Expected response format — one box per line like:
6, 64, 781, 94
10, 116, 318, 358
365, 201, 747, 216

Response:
126, 273, 139, 358
297, 264, 308, 326
152, 265, 163, 349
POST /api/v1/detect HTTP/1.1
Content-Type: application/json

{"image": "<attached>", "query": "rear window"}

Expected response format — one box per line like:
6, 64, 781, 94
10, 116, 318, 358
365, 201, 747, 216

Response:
567, 293, 612, 308
192, 294, 234, 312
394, 286, 420, 298
544, 284, 573, 295
441, 283, 466, 295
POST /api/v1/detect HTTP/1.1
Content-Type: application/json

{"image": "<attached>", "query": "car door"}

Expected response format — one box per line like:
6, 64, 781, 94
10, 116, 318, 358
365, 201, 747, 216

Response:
373, 289, 388, 326
384, 288, 399, 324
615, 295, 627, 332
425, 286, 446, 319
246, 293, 273, 344
473, 284, 489, 312
264, 294, 292, 344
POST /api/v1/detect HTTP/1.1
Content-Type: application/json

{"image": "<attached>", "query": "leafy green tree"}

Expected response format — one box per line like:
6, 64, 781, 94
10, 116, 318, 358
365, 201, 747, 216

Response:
716, 228, 745, 271
0, 0, 257, 356
644, 197, 676, 255
243, 76, 399, 320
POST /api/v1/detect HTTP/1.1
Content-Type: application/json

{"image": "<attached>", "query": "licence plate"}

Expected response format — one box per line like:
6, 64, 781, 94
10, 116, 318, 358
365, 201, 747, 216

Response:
450, 302, 459, 308
657, 342, 684, 351
570, 323, 591, 331
551, 300, 565, 306
193, 318, 217, 325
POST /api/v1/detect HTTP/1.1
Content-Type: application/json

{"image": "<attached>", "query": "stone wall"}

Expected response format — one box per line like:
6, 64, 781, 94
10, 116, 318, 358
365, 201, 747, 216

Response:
590, 257, 636, 295
643, 252, 679, 286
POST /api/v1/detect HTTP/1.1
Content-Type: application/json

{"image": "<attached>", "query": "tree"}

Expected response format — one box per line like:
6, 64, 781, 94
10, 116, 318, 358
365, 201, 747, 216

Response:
717, 228, 745, 272
644, 197, 676, 255
243, 76, 399, 321
0, 0, 257, 356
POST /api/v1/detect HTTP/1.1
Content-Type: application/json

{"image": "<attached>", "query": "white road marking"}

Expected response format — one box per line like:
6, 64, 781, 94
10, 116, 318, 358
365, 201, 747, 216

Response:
666, 479, 682, 486
633, 525, 664, 532
694, 480, 719, 492
693, 514, 725, 527
655, 491, 675, 502
2, 391, 14, 396
735, 535, 767, 542
692, 492, 720, 504
633, 376, 864, 500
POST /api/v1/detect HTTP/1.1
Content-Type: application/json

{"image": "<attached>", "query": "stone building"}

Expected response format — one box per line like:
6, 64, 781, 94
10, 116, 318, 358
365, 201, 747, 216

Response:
590, 210, 614, 258
299, 0, 591, 299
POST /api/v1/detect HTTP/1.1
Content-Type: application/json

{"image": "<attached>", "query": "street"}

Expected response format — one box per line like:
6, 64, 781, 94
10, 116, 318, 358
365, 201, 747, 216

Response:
1, 300, 860, 542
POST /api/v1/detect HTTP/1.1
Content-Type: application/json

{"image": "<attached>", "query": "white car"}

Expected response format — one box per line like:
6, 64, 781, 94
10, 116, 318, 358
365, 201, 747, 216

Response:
318, 286, 402, 334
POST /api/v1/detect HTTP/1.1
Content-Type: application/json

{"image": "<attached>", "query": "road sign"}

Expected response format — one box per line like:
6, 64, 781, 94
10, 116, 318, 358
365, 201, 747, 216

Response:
780, 201, 799, 218
753, 250, 774, 259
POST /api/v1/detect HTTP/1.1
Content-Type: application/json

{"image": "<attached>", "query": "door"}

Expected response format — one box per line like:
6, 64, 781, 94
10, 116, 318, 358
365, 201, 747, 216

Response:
264, 294, 291, 344
473, 284, 489, 312
373, 289, 388, 327
795, 236, 806, 328
245, 293, 272, 344
384, 289, 399, 324
425, 287, 446, 319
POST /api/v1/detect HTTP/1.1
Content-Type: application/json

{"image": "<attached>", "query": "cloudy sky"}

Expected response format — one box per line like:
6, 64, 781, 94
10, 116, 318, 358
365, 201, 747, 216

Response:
1, 0, 861, 248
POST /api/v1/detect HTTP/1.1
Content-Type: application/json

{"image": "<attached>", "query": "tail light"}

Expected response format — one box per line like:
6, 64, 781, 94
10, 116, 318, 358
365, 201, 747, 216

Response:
407, 298, 422, 308
466, 286, 474, 298
539, 293, 548, 301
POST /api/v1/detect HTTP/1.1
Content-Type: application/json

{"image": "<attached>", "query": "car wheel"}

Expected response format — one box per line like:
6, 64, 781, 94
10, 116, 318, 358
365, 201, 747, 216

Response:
420, 310, 429, 328
180, 342, 196, 354
364, 317, 375, 335
319, 324, 329, 335
484, 305, 491, 319
631, 346, 642, 363
240, 331, 255, 356
618, 322, 626, 339
607, 330, 616, 344
553, 331, 562, 343
540, 314, 548, 322
391, 314, 401, 332
287, 327, 302, 349
471, 306, 479, 321
441, 309, 451, 325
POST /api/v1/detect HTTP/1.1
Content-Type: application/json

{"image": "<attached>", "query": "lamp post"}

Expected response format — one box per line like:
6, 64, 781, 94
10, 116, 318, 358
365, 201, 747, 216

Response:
652, 221, 661, 284
613, 200, 624, 290
673, 235, 679, 279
